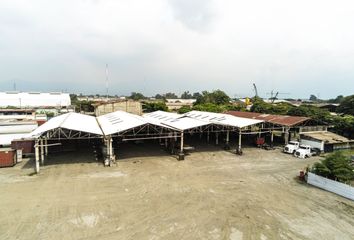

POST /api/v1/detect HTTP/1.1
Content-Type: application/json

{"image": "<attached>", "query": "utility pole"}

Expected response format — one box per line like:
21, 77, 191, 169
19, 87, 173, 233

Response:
105, 64, 109, 100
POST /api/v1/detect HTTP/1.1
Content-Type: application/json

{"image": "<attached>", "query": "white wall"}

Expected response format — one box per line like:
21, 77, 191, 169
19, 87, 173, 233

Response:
307, 172, 354, 201
0, 92, 71, 108
300, 139, 324, 151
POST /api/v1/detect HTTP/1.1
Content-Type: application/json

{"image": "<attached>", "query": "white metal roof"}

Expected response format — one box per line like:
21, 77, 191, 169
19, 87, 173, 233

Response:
26, 110, 264, 139
0, 133, 28, 146
28, 112, 103, 137
143, 111, 208, 131
97, 111, 148, 135
0, 92, 71, 108
0, 122, 38, 134
184, 111, 263, 128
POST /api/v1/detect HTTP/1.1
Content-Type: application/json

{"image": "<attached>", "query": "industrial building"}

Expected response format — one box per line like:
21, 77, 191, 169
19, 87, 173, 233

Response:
300, 131, 354, 152
0, 121, 38, 147
0, 92, 71, 108
225, 111, 316, 144
165, 99, 196, 111
25, 110, 263, 173
94, 100, 142, 116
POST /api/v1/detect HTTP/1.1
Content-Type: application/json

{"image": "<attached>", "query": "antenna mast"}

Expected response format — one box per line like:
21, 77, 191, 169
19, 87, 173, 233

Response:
105, 64, 108, 100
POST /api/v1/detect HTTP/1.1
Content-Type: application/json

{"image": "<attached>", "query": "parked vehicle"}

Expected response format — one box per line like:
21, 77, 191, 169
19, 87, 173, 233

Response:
294, 145, 320, 158
284, 141, 300, 154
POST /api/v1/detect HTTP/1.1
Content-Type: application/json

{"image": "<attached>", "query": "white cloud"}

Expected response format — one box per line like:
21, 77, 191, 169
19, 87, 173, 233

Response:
0, 0, 353, 98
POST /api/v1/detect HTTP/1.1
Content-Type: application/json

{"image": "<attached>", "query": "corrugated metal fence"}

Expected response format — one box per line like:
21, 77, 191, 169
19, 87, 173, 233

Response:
307, 172, 354, 201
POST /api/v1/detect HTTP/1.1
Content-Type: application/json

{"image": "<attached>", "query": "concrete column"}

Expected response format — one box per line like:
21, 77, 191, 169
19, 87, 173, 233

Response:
270, 130, 274, 146
284, 127, 290, 145
110, 138, 113, 157
215, 132, 219, 145
109, 138, 114, 166
165, 138, 168, 148
40, 138, 44, 165
44, 138, 48, 156
225, 130, 230, 150
35, 140, 40, 173
104, 138, 110, 166
178, 132, 185, 160
237, 130, 242, 155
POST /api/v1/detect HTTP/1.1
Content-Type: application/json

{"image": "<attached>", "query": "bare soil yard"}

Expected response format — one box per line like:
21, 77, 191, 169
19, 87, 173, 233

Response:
0, 142, 353, 240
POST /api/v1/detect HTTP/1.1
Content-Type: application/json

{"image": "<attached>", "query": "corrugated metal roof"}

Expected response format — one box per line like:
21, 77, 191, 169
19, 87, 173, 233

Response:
143, 111, 208, 131
0, 122, 38, 134
0, 92, 71, 107
184, 111, 263, 128
97, 111, 148, 135
225, 111, 310, 127
301, 131, 353, 144
28, 112, 103, 137
27, 110, 265, 139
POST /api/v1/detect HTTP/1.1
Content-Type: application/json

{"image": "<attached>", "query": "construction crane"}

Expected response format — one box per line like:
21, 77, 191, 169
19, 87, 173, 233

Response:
271, 92, 279, 103
253, 83, 258, 97
266, 90, 290, 103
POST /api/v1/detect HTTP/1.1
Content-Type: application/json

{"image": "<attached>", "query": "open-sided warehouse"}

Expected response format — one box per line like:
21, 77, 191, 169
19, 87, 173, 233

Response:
225, 111, 318, 144
26, 110, 264, 173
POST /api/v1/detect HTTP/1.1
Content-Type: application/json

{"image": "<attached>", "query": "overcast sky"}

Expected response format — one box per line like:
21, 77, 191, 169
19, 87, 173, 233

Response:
0, 0, 353, 99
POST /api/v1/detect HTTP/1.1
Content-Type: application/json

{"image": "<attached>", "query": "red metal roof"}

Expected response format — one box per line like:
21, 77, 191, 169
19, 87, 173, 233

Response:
225, 111, 310, 127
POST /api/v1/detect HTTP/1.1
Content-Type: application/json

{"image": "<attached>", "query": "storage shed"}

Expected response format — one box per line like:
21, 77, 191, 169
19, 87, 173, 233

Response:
0, 148, 16, 167
300, 131, 354, 152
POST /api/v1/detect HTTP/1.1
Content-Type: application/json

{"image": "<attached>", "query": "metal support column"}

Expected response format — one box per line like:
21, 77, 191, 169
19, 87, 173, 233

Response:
215, 132, 219, 145
40, 138, 44, 165
104, 138, 110, 166
207, 131, 210, 143
270, 129, 274, 147
109, 138, 114, 166
237, 130, 242, 155
44, 138, 48, 156
178, 132, 185, 160
224, 130, 230, 150
35, 140, 40, 173
284, 127, 290, 145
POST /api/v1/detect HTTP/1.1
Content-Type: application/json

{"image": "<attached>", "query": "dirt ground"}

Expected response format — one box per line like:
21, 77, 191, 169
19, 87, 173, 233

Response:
0, 141, 353, 240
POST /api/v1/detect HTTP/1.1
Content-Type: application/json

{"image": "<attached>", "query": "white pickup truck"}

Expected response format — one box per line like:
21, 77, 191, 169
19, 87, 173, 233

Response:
294, 145, 320, 158
283, 141, 300, 154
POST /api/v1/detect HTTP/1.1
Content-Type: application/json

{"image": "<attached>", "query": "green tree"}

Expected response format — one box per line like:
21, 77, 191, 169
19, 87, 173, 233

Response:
331, 115, 354, 139
70, 94, 78, 104
78, 101, 94, 112
180, 91, 192, 99
155, 94, 164, 99
328, 95, 344, 103
164, 92, 178, 99
309, 94, 318, 101
129, 92, 145, 101
287, 105, 331, 124
311, 151, 354, 183
337, 95, 354, 115
192, 92, 202, 99
142, 102, 168, 113
250, 99, 271, 113
195, 90, 230, 105
178, 105, 192, 114
193, 103, 226, 113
